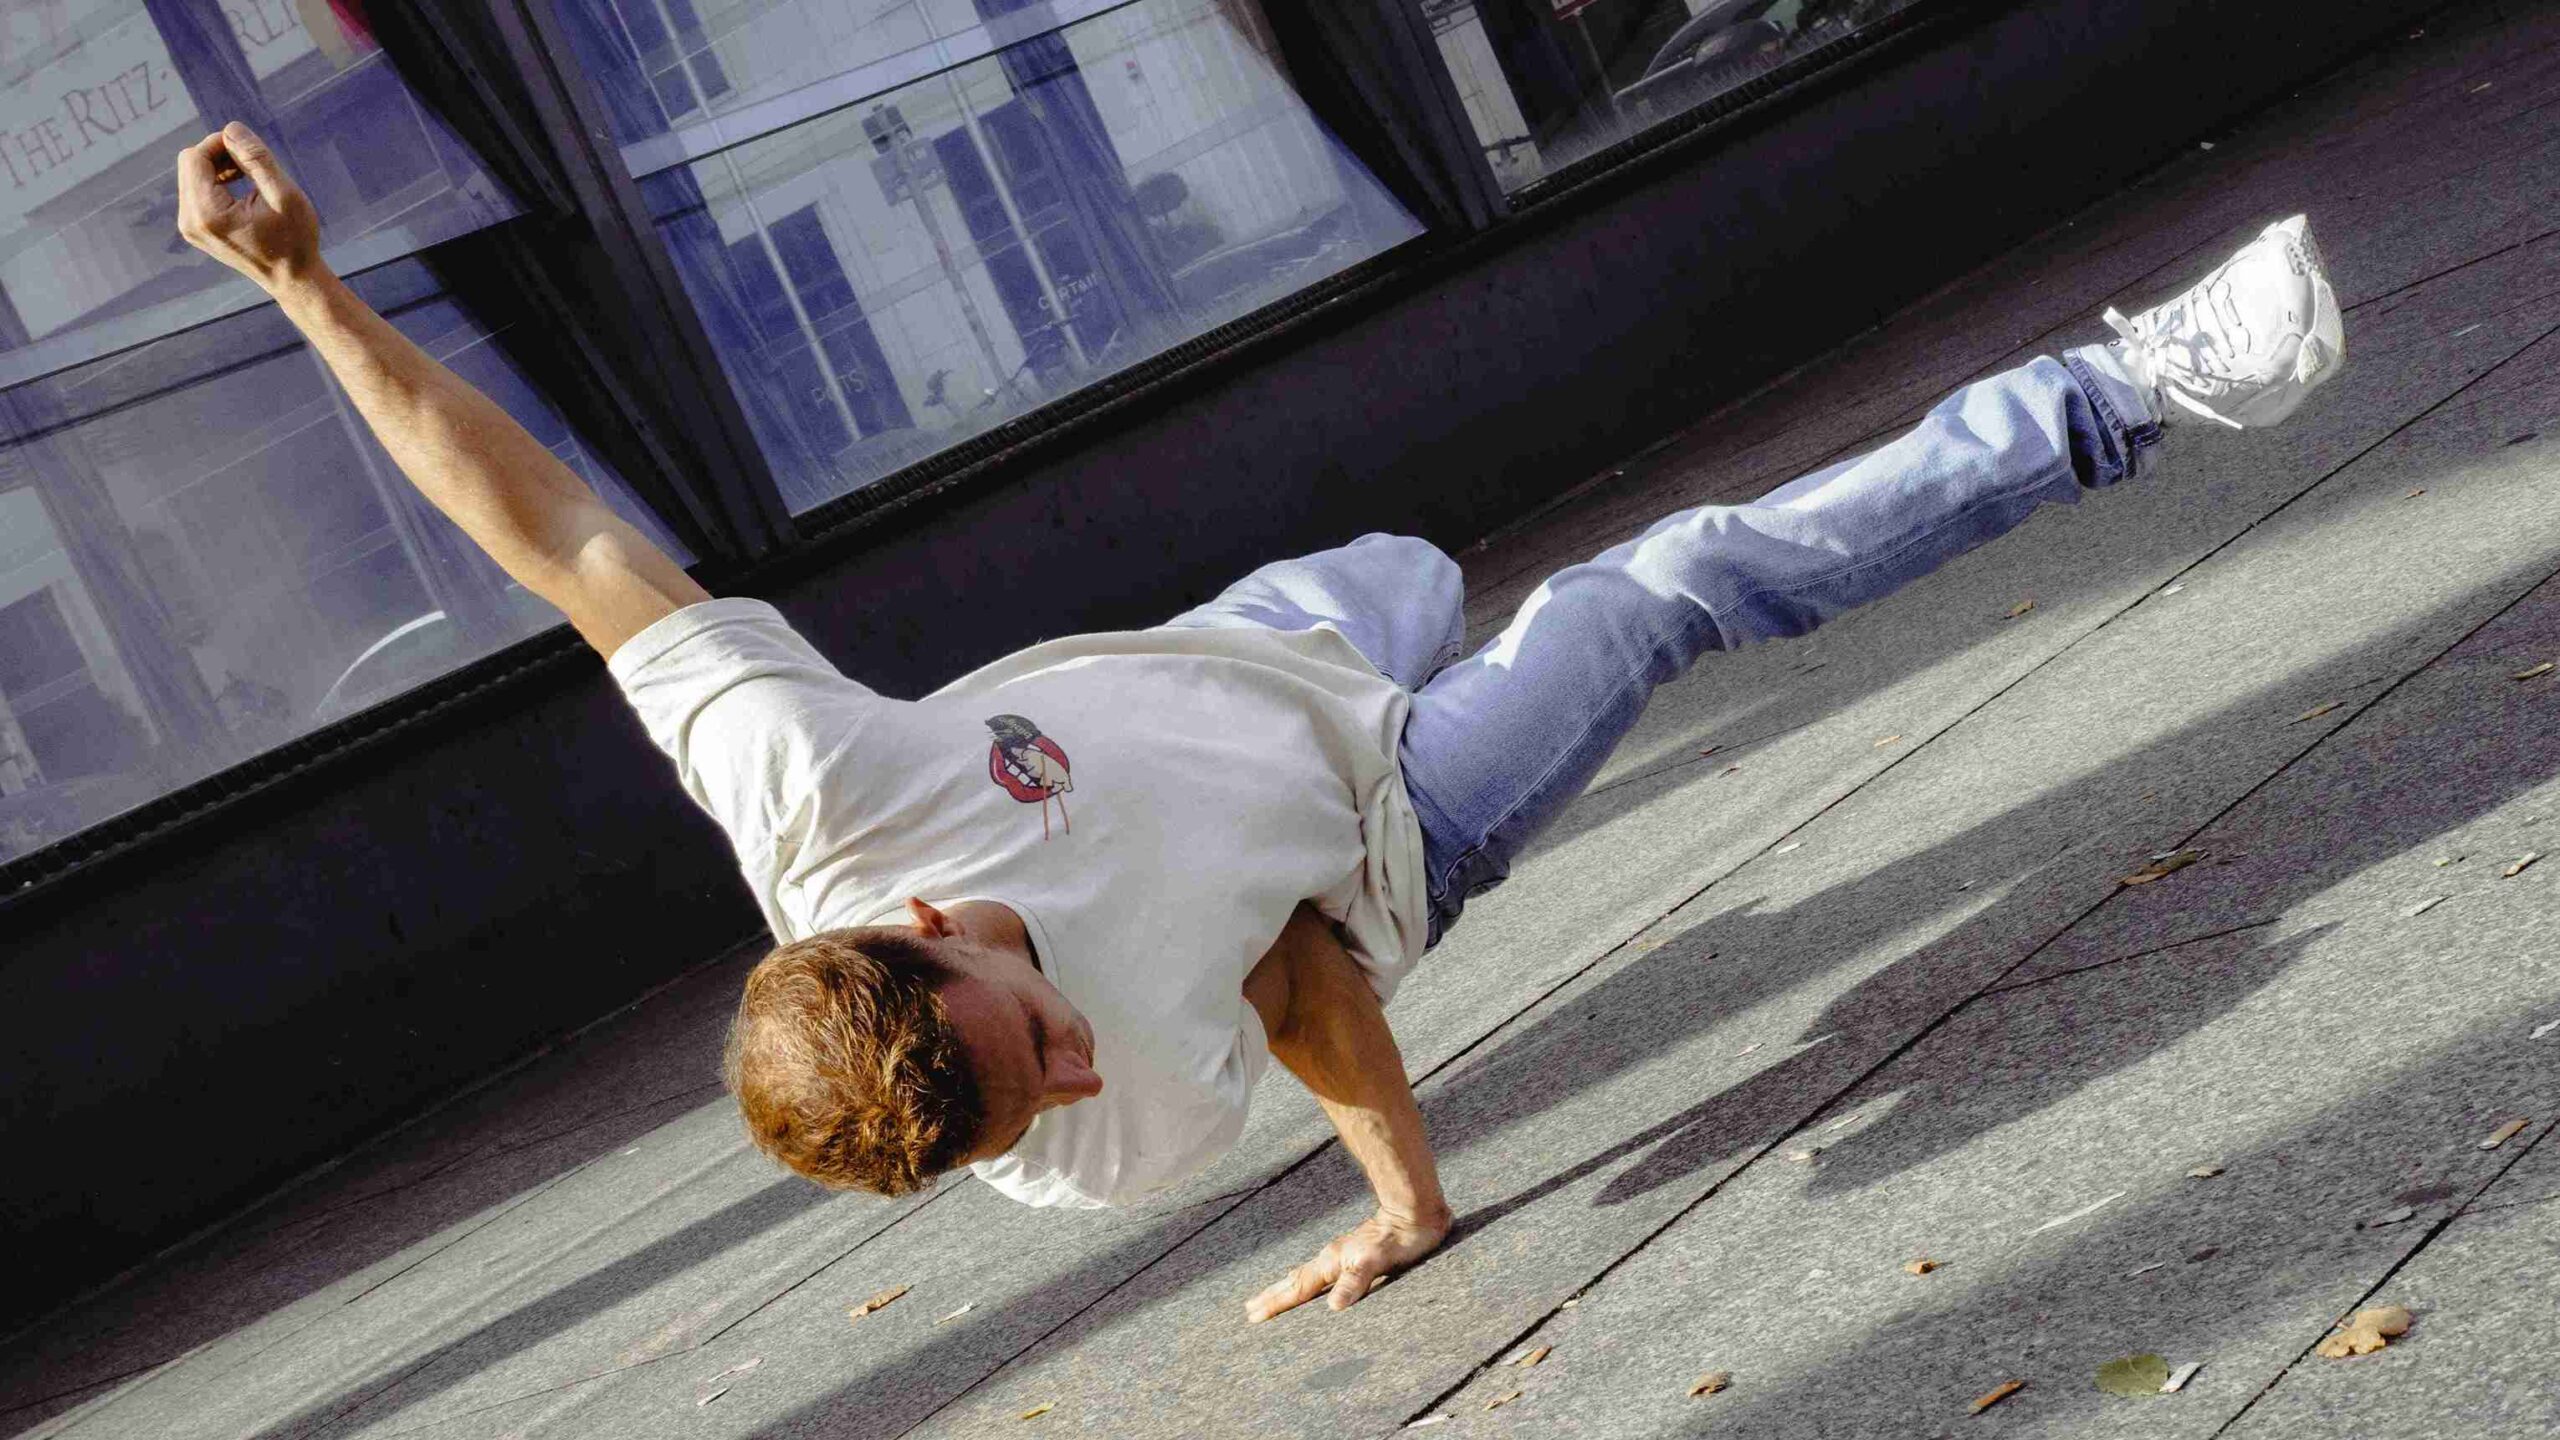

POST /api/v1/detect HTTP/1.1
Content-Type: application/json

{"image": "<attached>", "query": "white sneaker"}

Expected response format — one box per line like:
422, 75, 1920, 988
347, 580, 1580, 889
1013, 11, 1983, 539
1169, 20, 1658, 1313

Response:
2103, 214, 2345, 429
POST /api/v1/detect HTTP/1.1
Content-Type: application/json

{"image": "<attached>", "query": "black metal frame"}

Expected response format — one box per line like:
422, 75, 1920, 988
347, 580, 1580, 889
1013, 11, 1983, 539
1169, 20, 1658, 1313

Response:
0, 0, 1987, 914
493, 0, 798, 561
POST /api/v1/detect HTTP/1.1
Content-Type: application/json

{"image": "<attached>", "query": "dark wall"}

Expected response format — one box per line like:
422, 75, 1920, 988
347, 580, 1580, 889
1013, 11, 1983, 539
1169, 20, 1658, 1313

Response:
0, 0, 2438, 1326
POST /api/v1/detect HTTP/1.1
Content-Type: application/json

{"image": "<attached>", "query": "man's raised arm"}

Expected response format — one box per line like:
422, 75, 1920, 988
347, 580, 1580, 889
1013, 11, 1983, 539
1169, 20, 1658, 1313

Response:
1241, 903, 1452, 1322
176, 122, 708, 659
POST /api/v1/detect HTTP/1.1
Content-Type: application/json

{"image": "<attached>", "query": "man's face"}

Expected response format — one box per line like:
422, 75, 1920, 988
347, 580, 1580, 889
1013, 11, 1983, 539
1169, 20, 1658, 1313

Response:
926, 933, 1102, 1167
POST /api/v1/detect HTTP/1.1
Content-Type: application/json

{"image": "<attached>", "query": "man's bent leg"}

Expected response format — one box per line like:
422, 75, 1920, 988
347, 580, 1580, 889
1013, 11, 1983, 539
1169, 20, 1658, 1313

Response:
1160, 533, 1468, 692
1403, 347, 2160, 942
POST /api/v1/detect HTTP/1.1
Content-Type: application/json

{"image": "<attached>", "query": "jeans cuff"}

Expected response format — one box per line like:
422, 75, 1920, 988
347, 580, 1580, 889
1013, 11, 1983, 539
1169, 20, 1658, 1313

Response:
2064, 344, 2164, 485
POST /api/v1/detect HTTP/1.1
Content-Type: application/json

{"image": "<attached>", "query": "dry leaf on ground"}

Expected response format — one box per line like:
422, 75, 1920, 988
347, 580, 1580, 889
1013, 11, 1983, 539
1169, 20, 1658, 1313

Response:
1688, 1371, 1732, 1397
1786, 1147, 1823, 1163
1905, 1258, 1940, 1275
2161, 1361, 2203, 1393
1971, 1380, 2025, 1414
2095, 1354, 2170, 1397
2006, 599, 2036, 619
2503, 853, 2542, 878
2361, 1205, 2418, 1228
2188, 1164, 2225, 1179
2515, 662, 2555, 680
2406, 487, 2427, 499
1875, 734, 1903, 747
1019, 1402, 1056, 1420
2532, 1020, 2560, 1040
1484, 1390, 1523, 1411
2315, 1305, 2412, 1358
1513, 1346, 1551, 1368
2122, 851, 2203, 885
849, 1284, 910, 1321
2479, 1118, 2530, 1150
2290, 700, 2344, 724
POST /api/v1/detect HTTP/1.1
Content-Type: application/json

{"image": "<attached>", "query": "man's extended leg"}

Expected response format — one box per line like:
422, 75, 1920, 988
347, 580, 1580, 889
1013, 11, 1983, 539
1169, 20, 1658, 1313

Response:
1160, 532, 1468, 692
1402, 214, 2346, 943
1402, 348, 2152, 940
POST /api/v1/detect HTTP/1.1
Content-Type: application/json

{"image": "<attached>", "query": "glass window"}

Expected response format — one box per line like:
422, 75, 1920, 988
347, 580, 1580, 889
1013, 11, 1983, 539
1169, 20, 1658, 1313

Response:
0, 1, 523, 389
1424, 0, 1919, 192
559, 0, 1423, 513
0, 3, 688, 866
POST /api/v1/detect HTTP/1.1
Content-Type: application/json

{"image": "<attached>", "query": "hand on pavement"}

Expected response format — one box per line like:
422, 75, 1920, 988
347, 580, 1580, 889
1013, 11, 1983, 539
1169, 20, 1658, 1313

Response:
1245, 1208, 1450, 1323
176, 121, 322, 291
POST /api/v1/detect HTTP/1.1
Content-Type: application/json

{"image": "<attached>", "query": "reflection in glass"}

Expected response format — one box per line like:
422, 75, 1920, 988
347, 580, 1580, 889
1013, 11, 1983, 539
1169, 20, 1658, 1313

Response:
1424, 0, 1920, 192
0, 0, 520, 384
561, 0, 1422, 513
0, 262, 684, 862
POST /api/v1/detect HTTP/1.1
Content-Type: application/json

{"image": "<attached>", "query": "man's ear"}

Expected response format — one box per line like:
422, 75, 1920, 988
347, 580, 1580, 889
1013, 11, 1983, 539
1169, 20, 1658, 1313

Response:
1043, 1045, 1104, 1105
904, 897, 956, 936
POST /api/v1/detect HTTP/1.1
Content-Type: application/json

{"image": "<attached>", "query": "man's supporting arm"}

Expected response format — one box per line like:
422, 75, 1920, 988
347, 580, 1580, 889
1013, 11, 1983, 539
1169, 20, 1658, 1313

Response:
1241, 903, 1451, 1321
176, 122, 708, 659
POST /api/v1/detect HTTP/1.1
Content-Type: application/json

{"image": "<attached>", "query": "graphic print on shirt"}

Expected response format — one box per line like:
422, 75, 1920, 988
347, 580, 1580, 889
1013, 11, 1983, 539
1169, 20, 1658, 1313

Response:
986, 714, 1074, 839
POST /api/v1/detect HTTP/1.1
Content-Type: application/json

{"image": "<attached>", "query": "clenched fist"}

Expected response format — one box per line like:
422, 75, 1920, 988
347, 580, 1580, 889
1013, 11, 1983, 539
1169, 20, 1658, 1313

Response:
176, 121, 322, 292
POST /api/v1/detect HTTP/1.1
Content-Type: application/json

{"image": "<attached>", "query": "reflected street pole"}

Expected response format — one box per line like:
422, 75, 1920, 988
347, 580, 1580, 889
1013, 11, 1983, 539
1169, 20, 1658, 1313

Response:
870, 106, 1016, 412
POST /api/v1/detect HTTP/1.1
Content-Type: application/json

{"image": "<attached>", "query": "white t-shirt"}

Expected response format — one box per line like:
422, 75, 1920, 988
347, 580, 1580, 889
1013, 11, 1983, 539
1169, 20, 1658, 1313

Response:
608, 598, 1429, 1207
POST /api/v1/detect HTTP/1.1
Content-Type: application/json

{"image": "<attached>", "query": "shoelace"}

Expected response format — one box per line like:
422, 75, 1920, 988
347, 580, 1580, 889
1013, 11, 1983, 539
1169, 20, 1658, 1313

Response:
2102, 301, 2249, 430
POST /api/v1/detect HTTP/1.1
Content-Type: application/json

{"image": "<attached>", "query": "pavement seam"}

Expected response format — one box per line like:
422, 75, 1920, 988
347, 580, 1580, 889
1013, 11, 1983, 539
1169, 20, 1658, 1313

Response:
250, 1080, 728, 1246
694, 1184, 956, 1346
883, 1184, 1285, 1439
1978, 917, 2286, 995
338, 1165, 596, 1310
2452, 1113, 2560, 1219
2203, 1115, 2560, 1438
0, 1357, 180, 1423
348, 1343, 719, 1440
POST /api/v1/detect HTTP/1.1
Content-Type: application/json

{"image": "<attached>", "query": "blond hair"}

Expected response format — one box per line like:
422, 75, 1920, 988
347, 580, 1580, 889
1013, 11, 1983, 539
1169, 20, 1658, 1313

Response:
725, 928, 983, 1195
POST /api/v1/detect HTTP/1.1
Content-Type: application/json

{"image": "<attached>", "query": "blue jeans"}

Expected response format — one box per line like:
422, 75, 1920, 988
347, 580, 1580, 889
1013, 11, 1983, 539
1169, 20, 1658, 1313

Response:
1163, 347, 2160, 946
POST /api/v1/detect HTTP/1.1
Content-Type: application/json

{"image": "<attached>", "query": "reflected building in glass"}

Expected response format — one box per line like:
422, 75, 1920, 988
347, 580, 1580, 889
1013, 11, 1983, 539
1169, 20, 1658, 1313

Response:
560, 0, 1422, 513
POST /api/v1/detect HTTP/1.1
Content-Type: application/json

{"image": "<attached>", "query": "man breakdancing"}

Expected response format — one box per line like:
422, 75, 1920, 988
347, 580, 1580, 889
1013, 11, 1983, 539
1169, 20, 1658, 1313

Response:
177, 121, 2342, 1323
